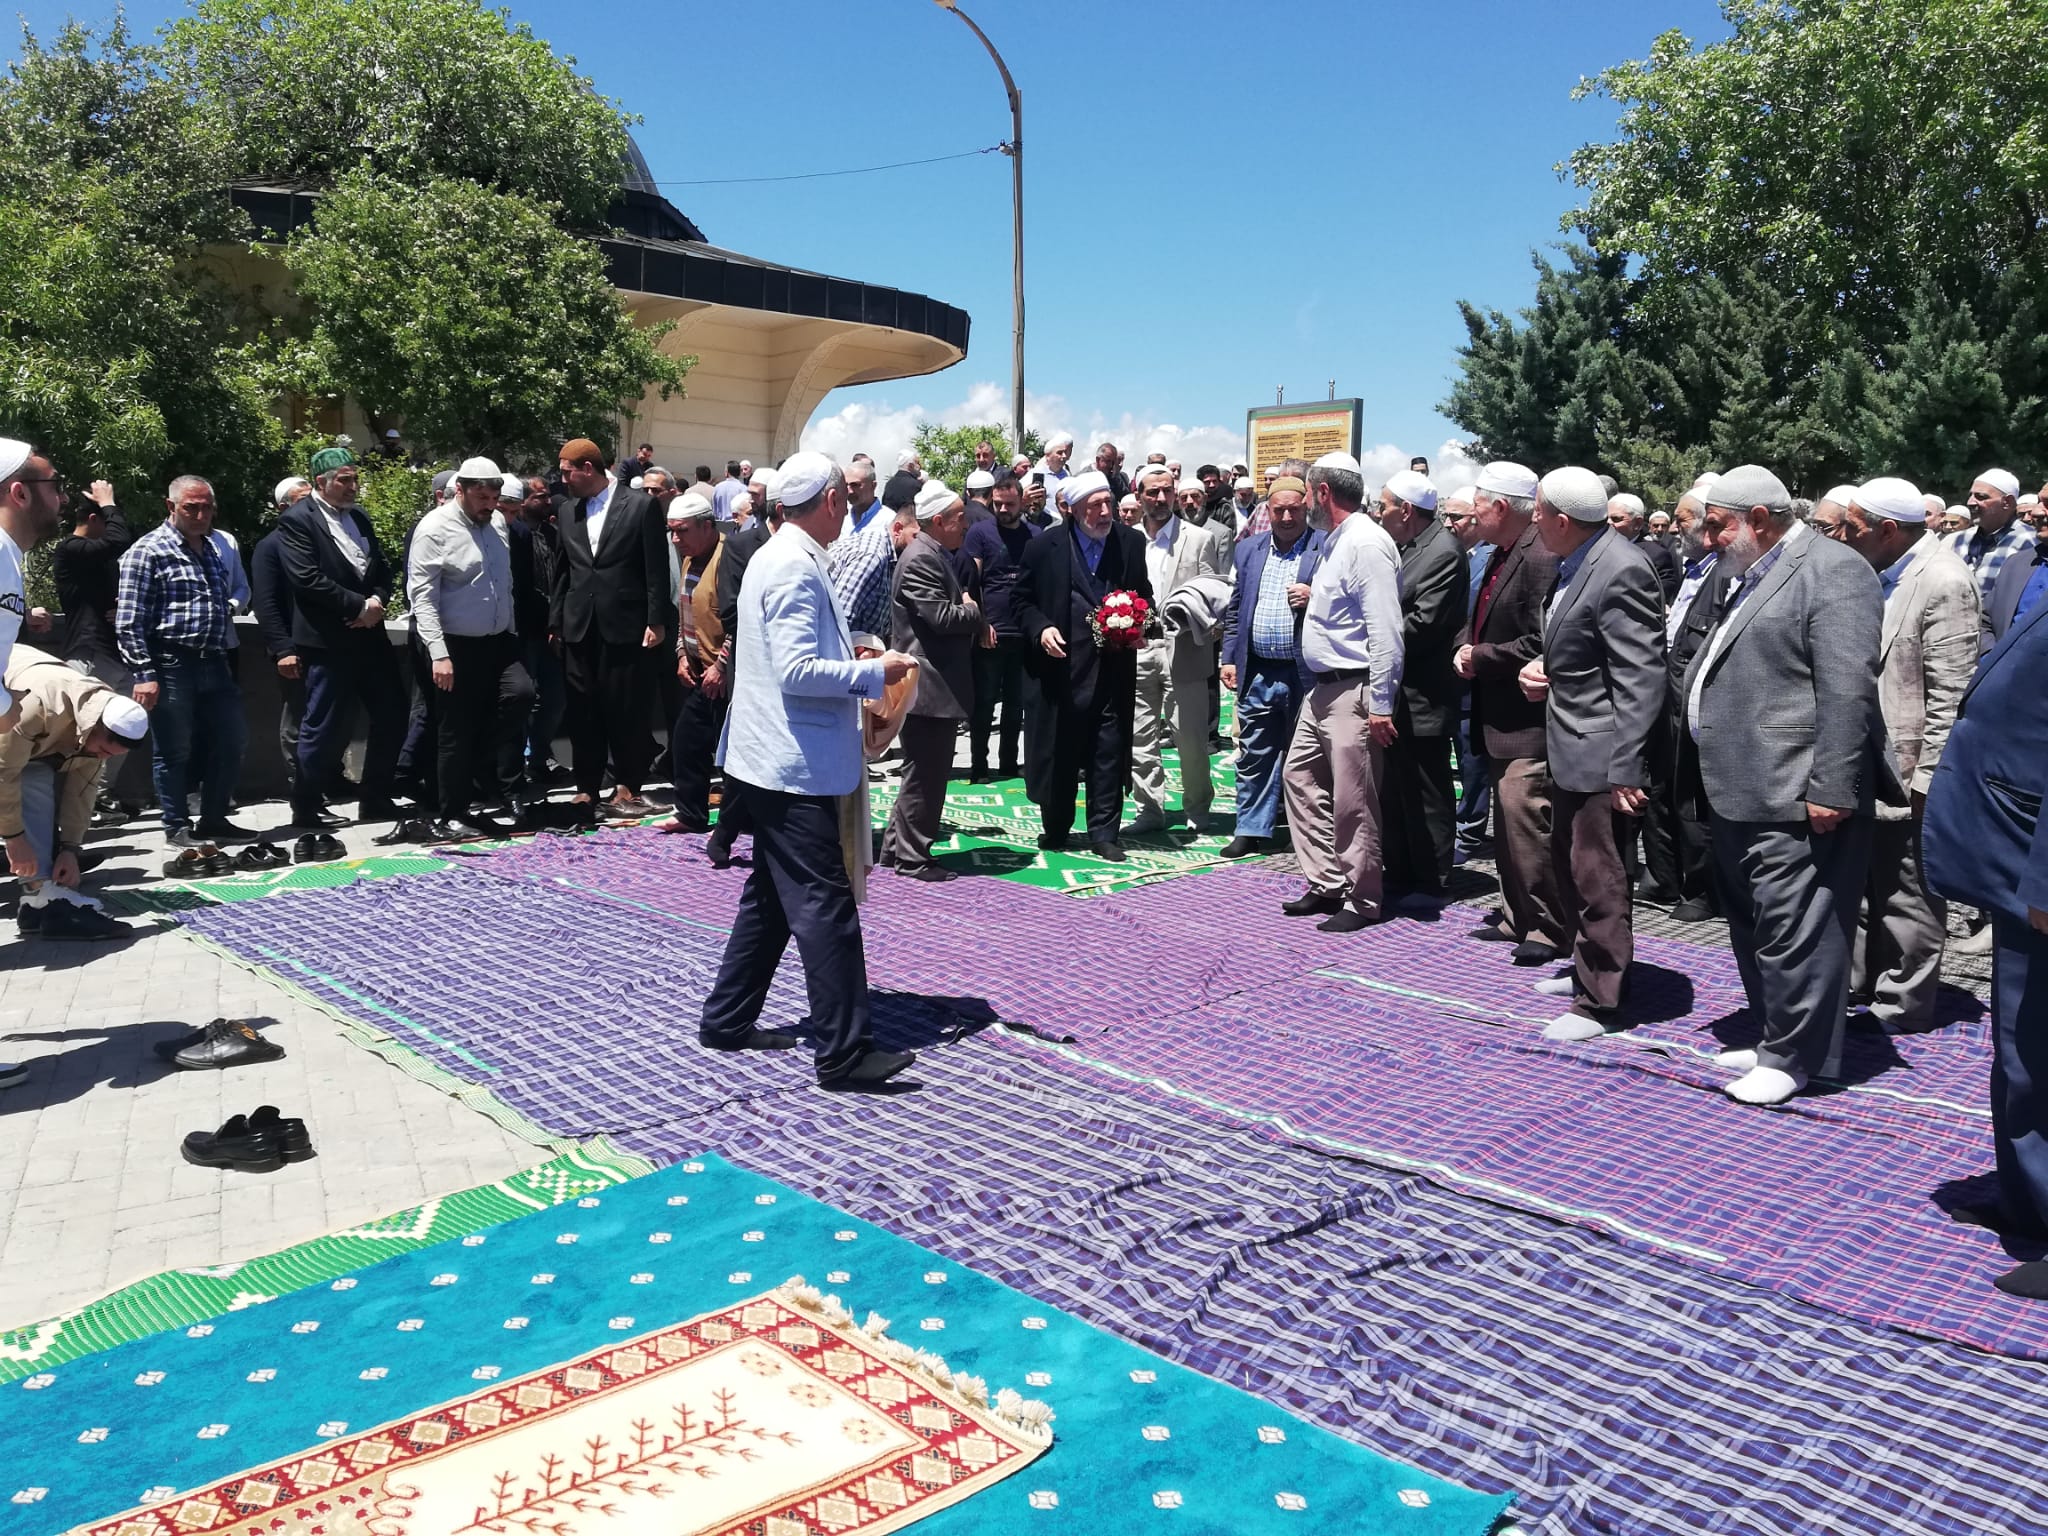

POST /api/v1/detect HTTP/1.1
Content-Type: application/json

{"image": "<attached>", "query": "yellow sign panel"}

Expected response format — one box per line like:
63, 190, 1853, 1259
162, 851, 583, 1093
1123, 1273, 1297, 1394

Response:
1246, 401, 1362, 483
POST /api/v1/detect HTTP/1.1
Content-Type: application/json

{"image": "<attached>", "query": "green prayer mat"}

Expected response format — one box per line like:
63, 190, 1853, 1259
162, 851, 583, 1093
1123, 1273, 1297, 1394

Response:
0, 1139, 652, 1386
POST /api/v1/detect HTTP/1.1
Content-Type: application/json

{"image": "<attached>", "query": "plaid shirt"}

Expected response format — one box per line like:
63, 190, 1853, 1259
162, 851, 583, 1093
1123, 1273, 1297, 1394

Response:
830, 503, 896, 638
1945, 521, 2036, 607
116, 521, 235, 683
1249, 536, 1307, 658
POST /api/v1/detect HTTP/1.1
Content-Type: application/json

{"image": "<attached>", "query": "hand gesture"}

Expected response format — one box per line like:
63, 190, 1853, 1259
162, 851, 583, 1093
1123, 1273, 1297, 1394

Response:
881, 650, 918, 685
1286, 582, 1312, 610
1039, 626, 1067, 659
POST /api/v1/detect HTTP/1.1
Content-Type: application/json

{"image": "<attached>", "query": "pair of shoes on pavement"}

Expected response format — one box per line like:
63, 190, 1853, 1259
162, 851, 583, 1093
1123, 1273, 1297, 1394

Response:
163, 844, 231, 879
700, 1028, 917, 1090
604, 792, 659, 823
156, 1017, 286, 1071
182, 1106, 313, 1173
233, 842, 291, 872
17, 897, 129, 940
293, 831, 347, 864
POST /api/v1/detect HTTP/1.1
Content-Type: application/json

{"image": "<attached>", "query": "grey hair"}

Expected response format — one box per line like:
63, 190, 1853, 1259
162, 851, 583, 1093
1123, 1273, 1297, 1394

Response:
1477, 489, 1536, 517
780, 464, 846, 518
1306, 465, 1364, 508
167, 474, 214, 503
1277, 457, 1311, 480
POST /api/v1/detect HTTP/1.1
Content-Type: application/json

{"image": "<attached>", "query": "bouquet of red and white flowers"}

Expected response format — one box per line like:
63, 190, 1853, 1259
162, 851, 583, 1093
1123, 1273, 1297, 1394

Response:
1088, 589, 1150, 650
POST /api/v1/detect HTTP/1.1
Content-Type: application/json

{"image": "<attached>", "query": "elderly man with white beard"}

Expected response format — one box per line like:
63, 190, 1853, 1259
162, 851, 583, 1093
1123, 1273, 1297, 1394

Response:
1685, 465, 1902, 1106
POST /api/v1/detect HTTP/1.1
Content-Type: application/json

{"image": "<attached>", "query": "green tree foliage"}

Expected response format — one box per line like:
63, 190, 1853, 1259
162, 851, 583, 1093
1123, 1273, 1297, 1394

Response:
281, 168, 687, 463
908, 422, 1046, 491
1449, 0, 2048, 503
167, 0, 632, 227
0, 2, 684, 544
0, 21, 281, 520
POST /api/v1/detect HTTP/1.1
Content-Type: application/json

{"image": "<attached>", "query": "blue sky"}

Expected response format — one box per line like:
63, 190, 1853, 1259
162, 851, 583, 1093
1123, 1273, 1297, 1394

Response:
14, 0, 1727, 479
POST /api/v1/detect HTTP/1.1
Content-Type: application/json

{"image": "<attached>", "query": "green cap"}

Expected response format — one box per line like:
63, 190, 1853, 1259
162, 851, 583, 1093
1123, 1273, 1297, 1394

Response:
309, 445, 357, 478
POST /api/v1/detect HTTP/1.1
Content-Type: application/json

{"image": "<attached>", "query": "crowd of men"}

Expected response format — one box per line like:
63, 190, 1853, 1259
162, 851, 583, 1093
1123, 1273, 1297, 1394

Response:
0, 429, 2044, 1294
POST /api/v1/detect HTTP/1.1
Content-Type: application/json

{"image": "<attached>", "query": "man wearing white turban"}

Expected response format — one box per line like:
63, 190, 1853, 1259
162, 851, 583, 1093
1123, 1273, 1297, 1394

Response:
1012, 471, 1154, 857
1948, 467, 2036, 607
1839, 478, 1979, 1031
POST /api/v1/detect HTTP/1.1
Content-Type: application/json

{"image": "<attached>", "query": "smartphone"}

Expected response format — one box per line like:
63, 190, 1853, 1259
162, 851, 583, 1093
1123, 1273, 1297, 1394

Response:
1032, 470, 1044, 487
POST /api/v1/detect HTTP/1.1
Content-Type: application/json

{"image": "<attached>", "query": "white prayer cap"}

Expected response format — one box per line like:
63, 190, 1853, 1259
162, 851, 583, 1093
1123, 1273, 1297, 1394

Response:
1538, 466, 1610, 523
913, 479, 962, 522
1011, 454, 1033, 472
1445, 484, 1477, 508
1975, 467, 2021, 498
1060, 469, 1111, 509
273, 475, 310, 507
1177, 478, 1204, 495
668, 489, 716, 524
775, 451, 837, 508
1820, 484, 1859, 508
896, 448, 922, 471
1233, 476, 1254, 491
1312, 451, 1363, 477
99, 694, 150, 741
1691, 471, 1720, 488
1609, 492, 1645, 518
1852, 476, 1925, 524
0, 438, 32, 482
965, 469, 995, 491
1133, 463, 1175, 488
629, 475, 644, 490
1046, 431, 1074, 451
757, 466, 781, 505
500, 473, 526, 501
1474, 461, 1538, 499
2023, 493, 2041, 509
1383, 468, 1438, 512
455, 455, 501, 481
1703, 464, 1792, 514
1948, 504, 1968, 519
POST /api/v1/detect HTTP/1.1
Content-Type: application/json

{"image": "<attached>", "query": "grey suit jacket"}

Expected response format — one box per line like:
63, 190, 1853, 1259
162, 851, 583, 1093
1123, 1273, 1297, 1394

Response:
1541, 530, 1666, 794
1875, 538, 1979, 820
1684, 527, 1901, 822
889, 530, 981, 720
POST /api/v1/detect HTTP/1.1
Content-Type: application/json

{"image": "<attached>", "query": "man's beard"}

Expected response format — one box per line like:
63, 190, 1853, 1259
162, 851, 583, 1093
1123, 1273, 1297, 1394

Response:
1717, 522, 1763, 576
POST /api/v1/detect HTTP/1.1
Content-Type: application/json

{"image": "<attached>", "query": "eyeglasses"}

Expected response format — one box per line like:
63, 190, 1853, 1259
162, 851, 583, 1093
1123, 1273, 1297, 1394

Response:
12, 475, 65, 494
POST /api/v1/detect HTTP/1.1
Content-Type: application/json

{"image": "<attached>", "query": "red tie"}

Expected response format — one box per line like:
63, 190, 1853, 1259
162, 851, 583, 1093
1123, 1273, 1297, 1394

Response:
1471, 548, 1509, 637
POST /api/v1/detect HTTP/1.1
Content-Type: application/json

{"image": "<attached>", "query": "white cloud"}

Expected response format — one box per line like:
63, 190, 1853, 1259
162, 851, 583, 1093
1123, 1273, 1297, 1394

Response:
806, 381, 1476, 492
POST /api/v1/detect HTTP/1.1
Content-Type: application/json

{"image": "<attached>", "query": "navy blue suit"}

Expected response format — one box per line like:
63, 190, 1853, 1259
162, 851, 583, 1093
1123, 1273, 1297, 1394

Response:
1925, 596, 2048, 1234
1221, 528, 1328, 838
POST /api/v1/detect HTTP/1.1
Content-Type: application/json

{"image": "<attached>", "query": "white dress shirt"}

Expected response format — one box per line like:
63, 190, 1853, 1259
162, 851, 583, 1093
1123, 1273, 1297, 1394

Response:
1299, 509, 1405, 715
1689, 521, 1808, 739
582, 475, 618, 552
313, 495, 370, 576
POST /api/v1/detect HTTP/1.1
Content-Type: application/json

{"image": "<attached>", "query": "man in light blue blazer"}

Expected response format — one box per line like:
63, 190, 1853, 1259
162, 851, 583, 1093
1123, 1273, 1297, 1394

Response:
698, 451, 917, 1090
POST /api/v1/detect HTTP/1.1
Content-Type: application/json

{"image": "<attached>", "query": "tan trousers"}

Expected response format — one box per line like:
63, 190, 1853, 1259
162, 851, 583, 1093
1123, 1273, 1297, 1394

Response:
1131, 639, 1214, 822
1281, 676, 1385, 914
1490, 755, 1570, 949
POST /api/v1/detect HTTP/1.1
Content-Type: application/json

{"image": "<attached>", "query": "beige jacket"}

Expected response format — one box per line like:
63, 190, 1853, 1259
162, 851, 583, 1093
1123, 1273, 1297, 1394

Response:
1876, 538, 1980, 820
0, 646, 120, 849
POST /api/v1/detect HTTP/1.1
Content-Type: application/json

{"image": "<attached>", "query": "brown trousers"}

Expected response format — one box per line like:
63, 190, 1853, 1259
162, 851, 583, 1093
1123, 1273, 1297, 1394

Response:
1551, 786, 1633, 1012
1490, 755, 1569, 949
1281, 677, 1386, 914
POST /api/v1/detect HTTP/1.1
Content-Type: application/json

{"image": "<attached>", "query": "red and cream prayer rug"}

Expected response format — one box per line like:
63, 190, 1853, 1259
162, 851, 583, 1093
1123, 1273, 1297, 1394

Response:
72, 1281, 1052, 1536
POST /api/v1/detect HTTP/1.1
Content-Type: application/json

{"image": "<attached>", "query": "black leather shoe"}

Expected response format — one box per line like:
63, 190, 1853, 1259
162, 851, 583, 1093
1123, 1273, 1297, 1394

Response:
821, 1048, 917, 1090
1669, 899, 1717, 923
371, 818, 433, 846
455, 812, 507, 838
1281, 890, 1345, 917
896, 864, 958, 882
423, 818, 482, 843
700, 1028, 801, 1052
1219, 836, 1265, 859
16, 904, 42, 936
166, 827, 213, 849
1511, 940, 1563, 966
172, 1017, 286, 1071
1318, 909, 1390, 933
1469, 925, 1517, 944
1090, 840, 1127, 862
248, 1104, 314, 1162
35, 902, 130, 941
234, 842, 291, 870
194, 818, 256, 842
704, 837, 734, 869
181, 1114, 285, 1173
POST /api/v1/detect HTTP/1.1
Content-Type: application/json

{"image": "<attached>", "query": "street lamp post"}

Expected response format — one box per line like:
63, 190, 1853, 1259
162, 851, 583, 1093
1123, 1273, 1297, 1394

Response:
934, 0, 1025, 460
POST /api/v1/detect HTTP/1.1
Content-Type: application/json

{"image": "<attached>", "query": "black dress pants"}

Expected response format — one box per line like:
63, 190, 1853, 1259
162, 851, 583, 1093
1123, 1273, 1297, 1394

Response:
434, 632, 534, 819
1381, 732, 1458, 894
970, 635, 1026, 775
563, 633, 654, 796
1027, 686, 1128, 844
668, 678, 728, 830
294, 635, 405, 822
698, 778, 873, 1081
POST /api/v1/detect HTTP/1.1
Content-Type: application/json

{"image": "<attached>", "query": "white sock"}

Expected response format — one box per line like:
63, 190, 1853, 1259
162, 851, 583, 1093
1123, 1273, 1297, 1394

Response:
1532, 972, 1579, 997
1715, 1048, 1758, 1071
1542, 1013, 1607, 1042
1725, 1065, 1806, 1105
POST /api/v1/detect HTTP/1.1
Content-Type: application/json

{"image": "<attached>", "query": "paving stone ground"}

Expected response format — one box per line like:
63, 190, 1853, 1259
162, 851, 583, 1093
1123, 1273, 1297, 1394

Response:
0, 795, 549, 1334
